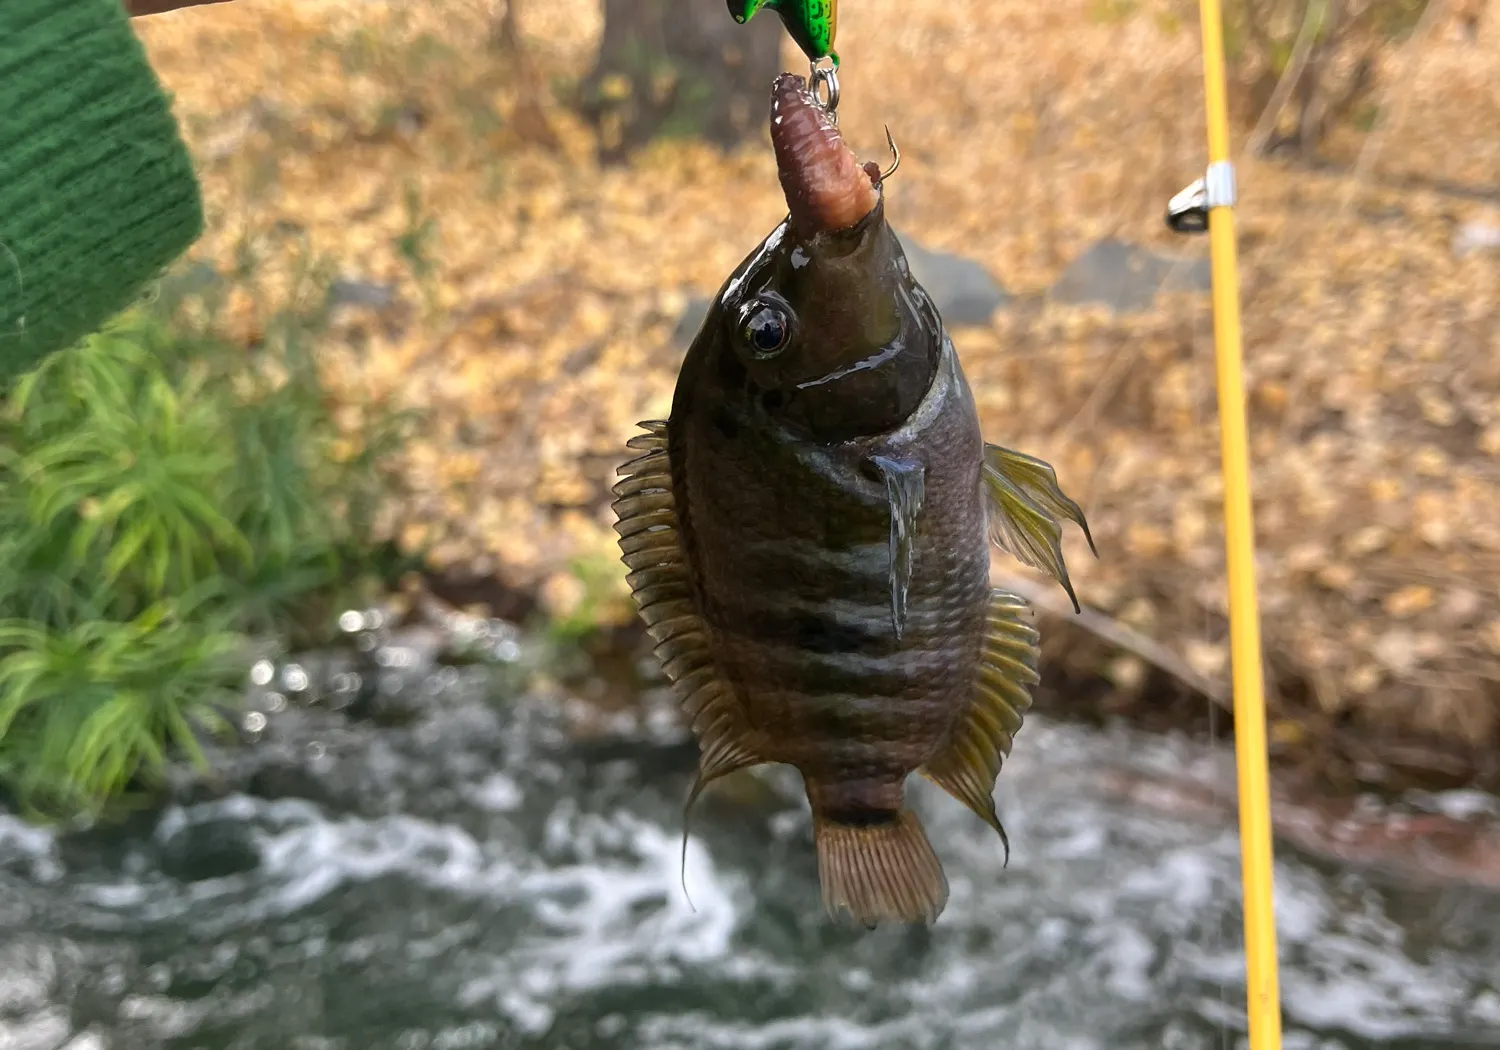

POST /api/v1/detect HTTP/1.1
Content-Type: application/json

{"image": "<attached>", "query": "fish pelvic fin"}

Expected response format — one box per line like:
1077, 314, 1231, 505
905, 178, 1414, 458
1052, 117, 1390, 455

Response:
980, 442, 1096, 614
869, 454, 925, 641
919, 589, 1041, 867
813, 808, 949, 928
613, 421, 765, 899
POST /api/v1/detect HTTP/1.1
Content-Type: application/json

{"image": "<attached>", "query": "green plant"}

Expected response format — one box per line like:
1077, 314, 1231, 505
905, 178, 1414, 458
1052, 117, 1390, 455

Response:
395, 181, 441, 311
543, 552, 633, 645
0, 593, 241, 818
0, 258, 418, 820
1088, 0, 1139, 24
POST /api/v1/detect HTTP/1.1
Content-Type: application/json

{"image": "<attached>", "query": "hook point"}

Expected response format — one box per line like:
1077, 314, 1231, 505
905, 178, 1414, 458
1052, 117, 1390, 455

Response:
880, 125, 901, 181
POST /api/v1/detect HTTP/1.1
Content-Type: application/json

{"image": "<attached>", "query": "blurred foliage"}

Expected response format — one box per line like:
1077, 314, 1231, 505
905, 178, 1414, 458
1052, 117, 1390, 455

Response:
1220, 0, 1432, 154
541, 551, 637, 644
0, 260, 418, 821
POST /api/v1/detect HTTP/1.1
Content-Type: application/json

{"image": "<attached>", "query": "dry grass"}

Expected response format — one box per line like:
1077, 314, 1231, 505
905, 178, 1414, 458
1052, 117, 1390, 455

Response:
134, 0, 1500, 757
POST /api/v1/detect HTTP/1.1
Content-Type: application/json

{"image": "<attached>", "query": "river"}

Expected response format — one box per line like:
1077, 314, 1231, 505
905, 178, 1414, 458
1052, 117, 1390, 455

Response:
2, 632, 1499, 1050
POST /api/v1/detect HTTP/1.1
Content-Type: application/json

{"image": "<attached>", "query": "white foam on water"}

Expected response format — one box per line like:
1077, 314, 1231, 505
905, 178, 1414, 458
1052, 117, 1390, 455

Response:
0, 1007, 71, 1050
460, 808, 748, 1035
640, 1011, 932, 1050
72, 795, 505, 931
0, 815, 56, 860
0, 942, 56, 1014
0, 815, 63, 885
1423, 789, 1500, 821
58, 1030, 107, 1050
3, 708, 1499, 1050
59, 782, 749, 1039
466, 773, 523, 813
117, 992, 204, 1042
813, 723, 1500, 1050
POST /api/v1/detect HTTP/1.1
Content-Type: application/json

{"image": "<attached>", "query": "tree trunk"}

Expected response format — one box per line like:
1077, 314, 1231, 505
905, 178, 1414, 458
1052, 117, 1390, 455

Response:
489, 1, 563, 152
579, 0, 785, 164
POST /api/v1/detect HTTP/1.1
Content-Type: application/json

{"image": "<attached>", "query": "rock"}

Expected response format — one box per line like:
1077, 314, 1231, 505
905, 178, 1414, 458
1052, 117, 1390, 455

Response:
1049, 237, 1211, 315
328, 279, 399, 309
897, 233, 1012, 326
1453, 223, 1500, 258
672, 297, 712, 347
155, 260, 222, 303
156, 817, 261, 883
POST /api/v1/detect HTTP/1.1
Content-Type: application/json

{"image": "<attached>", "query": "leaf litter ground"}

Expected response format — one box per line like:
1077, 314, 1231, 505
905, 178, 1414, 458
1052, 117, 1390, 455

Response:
134, 0, 1500, 786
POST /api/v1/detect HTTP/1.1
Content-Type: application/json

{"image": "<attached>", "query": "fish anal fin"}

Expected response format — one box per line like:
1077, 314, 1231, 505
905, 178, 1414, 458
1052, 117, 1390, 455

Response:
920, 588, 1042, 866
981, 442, 1095, 613
813, 809, 949, 927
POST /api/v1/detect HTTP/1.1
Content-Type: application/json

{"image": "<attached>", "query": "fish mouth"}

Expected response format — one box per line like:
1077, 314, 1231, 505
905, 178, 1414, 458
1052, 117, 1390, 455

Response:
770, 73, 882, 238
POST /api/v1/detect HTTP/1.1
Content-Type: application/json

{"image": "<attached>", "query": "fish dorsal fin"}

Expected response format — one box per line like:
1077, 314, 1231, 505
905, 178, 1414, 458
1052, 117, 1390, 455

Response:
869, 454, 925, 641
980, 443, 1097, 613
918, 588, 1042, 865
612, 421, 762, 888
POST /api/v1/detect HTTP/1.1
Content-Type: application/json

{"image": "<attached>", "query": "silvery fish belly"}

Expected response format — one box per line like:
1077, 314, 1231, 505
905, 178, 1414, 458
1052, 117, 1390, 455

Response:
613, 72, 1095, 929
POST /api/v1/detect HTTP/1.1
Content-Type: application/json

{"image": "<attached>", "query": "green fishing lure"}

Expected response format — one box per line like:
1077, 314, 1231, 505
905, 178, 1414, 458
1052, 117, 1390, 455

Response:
728, 0, 839, 66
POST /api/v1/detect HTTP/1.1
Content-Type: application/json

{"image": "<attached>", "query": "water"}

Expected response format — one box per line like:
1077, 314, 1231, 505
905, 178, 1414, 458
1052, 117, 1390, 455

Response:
2, 665, 1499, 1050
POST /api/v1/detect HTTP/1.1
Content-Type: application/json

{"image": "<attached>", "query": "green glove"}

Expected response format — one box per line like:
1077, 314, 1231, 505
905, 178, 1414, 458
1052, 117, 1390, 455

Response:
0, 0, 205, 384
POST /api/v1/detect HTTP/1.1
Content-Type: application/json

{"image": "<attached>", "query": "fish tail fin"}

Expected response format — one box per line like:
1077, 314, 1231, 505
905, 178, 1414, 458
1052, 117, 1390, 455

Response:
812, 809, 949, 928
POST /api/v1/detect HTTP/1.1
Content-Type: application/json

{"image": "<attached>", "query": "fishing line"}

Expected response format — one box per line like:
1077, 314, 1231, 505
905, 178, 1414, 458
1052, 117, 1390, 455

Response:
1267, 0, 1450, 458
1007, 10, 1264, 1039
1195, 10, 1452, 1048
1339, 0, 1449, 209
1181, 57, 1233, 1050
1186, 104, 1233, 1050
1065, 3, 1339, 1045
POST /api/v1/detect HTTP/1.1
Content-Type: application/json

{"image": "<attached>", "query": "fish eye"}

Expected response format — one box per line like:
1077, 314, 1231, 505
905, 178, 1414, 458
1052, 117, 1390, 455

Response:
739, 299, 793, 359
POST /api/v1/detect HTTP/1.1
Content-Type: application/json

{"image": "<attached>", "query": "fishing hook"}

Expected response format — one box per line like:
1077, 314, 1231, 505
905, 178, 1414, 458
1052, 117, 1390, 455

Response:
809, 57, 840, 118
881, 124, 901, 181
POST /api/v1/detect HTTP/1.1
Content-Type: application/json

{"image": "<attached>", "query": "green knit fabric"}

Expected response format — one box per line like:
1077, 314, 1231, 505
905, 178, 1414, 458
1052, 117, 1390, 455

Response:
0, 0, 204, 385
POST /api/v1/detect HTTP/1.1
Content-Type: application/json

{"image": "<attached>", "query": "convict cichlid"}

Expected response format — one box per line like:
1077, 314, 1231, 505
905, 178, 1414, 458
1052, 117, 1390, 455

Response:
613, 72, 1095, 928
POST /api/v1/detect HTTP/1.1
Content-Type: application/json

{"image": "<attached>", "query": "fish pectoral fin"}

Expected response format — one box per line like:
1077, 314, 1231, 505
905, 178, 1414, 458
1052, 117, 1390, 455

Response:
919, 589, 1041, 867
612, 420, 768, 891
813, 809, 949, 927
869, 454, 926, 641
981, 443, 1095, 614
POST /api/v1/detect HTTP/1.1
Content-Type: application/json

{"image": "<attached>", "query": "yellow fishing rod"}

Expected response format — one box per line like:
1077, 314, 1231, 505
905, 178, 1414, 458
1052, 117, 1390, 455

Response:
1166, 1, 1284, 1048
735, 0, 1283, 1035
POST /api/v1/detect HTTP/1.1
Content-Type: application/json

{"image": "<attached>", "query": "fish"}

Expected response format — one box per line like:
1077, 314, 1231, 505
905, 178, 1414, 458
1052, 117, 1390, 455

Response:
612, 72, 1095, 927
